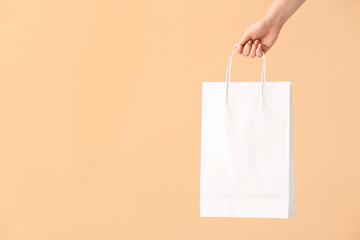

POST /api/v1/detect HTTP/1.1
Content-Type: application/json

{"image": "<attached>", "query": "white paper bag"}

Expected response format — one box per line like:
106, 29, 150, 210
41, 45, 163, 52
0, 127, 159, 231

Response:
200, 50, 295, 218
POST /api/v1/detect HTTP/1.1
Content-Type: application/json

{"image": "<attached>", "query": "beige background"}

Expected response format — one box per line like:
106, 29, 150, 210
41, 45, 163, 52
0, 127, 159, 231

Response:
0, 0, 360, 239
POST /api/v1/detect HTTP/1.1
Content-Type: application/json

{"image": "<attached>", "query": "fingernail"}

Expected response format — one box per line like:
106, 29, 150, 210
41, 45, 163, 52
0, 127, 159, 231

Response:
258, 43, 261, 48
254, 40, 259, 44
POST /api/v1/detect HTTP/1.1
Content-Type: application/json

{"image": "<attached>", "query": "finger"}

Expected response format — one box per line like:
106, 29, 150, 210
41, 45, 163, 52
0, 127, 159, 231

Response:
249, 40, 259, 58
236, 32, 251, 54
237, 44, 243, 54
233, 43, 243, 54
256, 43, 263, 58
242, 40, 252, 56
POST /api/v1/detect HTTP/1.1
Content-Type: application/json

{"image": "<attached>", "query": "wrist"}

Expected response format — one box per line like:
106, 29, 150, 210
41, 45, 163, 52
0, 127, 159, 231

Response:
263, 13, 285, 30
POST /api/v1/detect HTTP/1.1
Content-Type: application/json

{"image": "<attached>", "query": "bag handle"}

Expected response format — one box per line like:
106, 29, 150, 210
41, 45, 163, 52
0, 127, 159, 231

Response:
226, 49, 266, 83
225, 49, 266, 101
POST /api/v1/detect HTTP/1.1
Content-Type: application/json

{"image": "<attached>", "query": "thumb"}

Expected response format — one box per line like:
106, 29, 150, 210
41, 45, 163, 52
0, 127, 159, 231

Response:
238, 32, 252, 47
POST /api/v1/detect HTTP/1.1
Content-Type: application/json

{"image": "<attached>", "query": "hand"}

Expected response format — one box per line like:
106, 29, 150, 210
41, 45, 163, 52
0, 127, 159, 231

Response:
233, 18, 282, 58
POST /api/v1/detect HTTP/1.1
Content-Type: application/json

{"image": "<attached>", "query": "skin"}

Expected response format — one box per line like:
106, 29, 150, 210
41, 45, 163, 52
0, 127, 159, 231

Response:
233, 0, 305, 58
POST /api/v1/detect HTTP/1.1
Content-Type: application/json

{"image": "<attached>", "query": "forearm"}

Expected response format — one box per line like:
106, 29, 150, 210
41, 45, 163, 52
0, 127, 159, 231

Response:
264, 0, 305, 28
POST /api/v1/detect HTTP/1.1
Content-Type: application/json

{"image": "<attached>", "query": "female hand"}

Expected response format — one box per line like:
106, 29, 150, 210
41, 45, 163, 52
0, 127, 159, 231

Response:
233, 19, 281, 58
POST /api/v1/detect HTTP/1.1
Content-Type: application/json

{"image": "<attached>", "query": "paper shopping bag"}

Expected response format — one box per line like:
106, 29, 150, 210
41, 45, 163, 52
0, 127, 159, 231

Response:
200, 50, 295, 218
